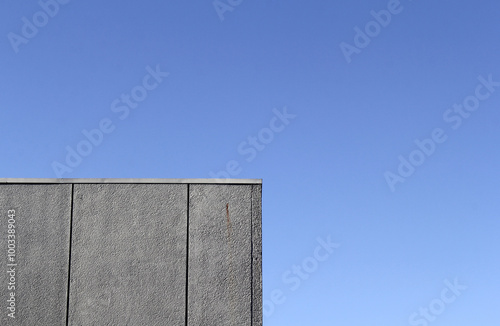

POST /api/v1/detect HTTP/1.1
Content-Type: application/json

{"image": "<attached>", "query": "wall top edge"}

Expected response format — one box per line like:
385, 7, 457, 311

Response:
0, 178, 262, 185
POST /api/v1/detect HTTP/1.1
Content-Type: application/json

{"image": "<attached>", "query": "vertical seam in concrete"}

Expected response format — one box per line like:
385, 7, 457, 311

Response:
250, 185, 254, 326
185, 184, 190, 326
65, 183, 75, 326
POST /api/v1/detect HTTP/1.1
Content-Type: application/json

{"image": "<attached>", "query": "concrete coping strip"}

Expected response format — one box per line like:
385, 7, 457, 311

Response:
0, 178, 262, 184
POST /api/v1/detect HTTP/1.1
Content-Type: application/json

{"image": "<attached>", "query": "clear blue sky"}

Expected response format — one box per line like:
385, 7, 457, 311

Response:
2, 0, 500, 324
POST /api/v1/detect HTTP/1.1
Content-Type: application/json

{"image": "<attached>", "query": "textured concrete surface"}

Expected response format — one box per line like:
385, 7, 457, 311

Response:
0, 184, 72, 326
68, 184, 188, 326
252, 184, 263, 326
188, 184, 254, 326
0, 179, 262, 326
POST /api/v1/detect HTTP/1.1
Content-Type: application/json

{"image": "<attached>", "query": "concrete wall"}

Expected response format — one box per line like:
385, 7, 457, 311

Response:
0, 179, 262, 326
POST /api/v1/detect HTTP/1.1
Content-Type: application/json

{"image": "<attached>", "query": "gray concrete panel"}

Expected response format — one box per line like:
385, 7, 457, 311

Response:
0, 180, 262, 325
251, 184, 263, 326
68, 184, 187, 326
188, 184, 253, 326
0, 184, 72, 326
